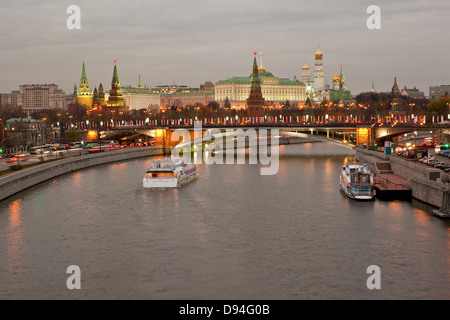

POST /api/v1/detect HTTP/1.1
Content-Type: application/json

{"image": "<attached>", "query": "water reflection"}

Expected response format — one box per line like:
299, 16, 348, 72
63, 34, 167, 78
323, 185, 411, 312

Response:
6, 199, 25, 283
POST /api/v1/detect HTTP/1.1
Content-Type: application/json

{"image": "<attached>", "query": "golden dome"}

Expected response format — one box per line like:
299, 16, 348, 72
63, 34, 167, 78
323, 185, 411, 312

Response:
332, 72, 340, 82
302, 63, 310, 70
315, 48, 323, 59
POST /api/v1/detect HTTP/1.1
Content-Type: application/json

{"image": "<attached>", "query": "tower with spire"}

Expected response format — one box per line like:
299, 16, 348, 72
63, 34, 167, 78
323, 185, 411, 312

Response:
106, 60, 126, 108
390, 76, 406, 116
137, 73, 142, 89
371, 81, 376, 93
76, 60, 94, 108
98, 83, 106, 106
247, 52, 265, 119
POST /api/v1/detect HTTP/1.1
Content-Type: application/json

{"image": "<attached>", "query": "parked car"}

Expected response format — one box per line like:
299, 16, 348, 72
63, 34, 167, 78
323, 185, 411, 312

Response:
433, 161, 448, 168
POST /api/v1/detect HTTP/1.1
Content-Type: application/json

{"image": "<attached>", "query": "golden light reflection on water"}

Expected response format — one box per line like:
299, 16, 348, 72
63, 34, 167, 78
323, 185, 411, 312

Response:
8, 199, 23, 228
110, 163, 127, 169
72, 171, 82, 188
7, 199, 24, 275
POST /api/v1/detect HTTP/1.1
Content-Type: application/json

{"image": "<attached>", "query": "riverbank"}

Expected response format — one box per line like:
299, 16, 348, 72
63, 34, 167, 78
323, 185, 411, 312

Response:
356, 148, 450, 218
0, 146, 164, 202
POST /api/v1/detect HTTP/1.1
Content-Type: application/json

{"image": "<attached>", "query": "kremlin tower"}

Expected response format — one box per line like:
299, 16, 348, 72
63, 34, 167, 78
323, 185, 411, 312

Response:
74, 60, 128, 112
247, 53, 265, 119
76, 60, 94, 108
106, 60, 126, 108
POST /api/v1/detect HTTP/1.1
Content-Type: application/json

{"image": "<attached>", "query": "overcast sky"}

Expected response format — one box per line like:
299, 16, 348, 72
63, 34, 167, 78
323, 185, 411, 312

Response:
1, 0, 449, 96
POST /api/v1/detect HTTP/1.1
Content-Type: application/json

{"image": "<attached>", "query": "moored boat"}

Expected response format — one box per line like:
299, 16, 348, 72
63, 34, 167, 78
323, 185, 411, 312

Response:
340, 163, 375, 200
143, 158, 197, 188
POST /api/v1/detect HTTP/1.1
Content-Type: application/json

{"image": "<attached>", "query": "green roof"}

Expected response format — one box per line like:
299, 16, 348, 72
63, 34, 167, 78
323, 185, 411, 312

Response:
112, 64, 119, 84
160, 90, 214, 96
121, 86, 153, 94
251, 71, 275, 78
81, 62, 87, 81
217, 77, 251, 84
217, 70, 302, 85
279, 79, 303, 85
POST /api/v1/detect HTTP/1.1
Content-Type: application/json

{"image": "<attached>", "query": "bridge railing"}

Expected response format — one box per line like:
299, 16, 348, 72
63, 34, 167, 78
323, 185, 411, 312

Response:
60, 114, 447, 130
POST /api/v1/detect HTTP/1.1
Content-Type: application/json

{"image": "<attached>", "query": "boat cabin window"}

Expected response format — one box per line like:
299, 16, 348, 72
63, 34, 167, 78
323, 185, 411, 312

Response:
145, 172, 176, 179
351, 173, 370, 184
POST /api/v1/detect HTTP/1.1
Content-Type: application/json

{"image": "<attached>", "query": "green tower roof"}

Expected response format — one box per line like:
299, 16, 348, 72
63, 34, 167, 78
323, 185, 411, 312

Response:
113, 64, 119, 84
138, 73, 142, 88
250, 56, 261, 89
81, 61, 87, 81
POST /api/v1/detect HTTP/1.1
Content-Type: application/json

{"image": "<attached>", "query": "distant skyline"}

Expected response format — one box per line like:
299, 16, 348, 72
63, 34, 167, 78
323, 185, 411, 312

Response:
1, 0, 449, 96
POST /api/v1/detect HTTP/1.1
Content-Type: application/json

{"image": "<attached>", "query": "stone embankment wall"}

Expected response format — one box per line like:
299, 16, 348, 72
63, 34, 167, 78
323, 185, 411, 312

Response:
356, 148, 449, 210
0, 147, 163, 202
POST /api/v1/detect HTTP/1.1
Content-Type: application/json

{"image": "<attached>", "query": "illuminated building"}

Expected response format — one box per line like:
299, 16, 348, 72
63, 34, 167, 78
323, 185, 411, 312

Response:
121, 74, 160, 110
311, 44, 331, 102
105, 60, 126, 109
330, 65, 352, 102
76, 60, 93, 108
215, 53, 306, 109
75, 60, 128, 112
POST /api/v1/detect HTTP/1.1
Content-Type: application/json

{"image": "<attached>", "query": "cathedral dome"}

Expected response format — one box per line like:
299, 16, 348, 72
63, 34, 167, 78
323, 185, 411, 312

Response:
302, 63, 310, 70
332, 72, 340, 82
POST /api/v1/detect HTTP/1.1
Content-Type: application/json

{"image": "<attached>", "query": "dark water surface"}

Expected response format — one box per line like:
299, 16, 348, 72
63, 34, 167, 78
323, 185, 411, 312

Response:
0, 143, 449, 299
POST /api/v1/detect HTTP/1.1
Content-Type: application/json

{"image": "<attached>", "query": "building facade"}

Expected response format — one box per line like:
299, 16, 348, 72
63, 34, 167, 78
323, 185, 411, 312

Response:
5, 84, 66, 115
215, 54, 306, 109
401, 86, 425, 99
121, 74, 161, 110
429, 85, 450, 99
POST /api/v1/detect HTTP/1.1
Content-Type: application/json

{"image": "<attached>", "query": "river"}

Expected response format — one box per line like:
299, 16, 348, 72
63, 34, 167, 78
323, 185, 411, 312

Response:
0, 142, 448, 299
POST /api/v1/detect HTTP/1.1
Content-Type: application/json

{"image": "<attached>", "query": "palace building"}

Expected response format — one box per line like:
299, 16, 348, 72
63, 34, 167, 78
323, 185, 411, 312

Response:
215, 53, 306, 109
121, 74, 160, 110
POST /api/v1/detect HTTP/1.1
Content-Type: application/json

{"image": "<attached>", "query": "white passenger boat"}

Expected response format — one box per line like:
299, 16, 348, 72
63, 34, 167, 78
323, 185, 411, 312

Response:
143, 158, 197, 188
340, 163, 375, 200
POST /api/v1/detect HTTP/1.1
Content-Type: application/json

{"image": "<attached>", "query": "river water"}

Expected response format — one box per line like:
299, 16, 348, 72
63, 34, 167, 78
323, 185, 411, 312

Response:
0, 143, 449, 299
